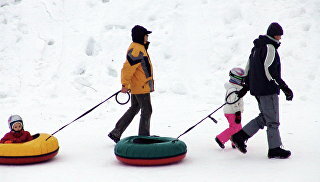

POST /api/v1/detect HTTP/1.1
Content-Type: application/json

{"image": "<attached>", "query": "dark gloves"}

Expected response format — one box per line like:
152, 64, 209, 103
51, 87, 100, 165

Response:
235, 111, 241, 124
280, 84, 293, 101
237, 84, 249, 98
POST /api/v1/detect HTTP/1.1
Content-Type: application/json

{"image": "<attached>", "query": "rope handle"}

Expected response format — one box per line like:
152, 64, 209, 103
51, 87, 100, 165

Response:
46, 90, 130, 141
176, 90, 240, 139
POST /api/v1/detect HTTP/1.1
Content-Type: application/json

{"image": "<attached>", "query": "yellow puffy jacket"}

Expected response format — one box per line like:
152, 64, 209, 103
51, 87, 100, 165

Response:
121, 42, 154, 94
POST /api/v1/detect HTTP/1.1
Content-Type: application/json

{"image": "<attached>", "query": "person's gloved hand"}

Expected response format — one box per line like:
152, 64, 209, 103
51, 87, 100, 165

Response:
121, 85, 129, 93
280, 84, 293, 101
237, 84, 249, 98
235, 111, 241, 124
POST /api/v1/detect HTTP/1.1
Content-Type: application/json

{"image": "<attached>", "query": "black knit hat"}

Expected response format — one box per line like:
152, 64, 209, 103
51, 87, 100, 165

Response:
267, 22, 283, 37
131, 25, 152, 44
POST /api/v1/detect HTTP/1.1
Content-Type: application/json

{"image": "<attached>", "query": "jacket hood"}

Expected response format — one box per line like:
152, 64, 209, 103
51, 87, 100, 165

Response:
131, 25, 152, 45
253, 35, 281, 49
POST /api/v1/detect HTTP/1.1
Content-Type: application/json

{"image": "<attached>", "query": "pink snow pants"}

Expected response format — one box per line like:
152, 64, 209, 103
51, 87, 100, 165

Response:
216, 114, 242, 144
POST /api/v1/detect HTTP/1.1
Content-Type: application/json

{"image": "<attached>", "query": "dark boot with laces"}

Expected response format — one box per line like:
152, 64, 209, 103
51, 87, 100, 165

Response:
268, 147, 291, 159
215, 137, 225, 149
108, 132, 120, 143
230, 130, 250, 154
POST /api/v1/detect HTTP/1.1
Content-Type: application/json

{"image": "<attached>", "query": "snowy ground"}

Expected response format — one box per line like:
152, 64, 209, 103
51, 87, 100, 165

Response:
0, 0, 319, 181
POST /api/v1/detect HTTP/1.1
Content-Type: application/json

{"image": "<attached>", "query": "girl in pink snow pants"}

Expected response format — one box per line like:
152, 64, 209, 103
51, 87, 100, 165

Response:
215, 67, 245, 149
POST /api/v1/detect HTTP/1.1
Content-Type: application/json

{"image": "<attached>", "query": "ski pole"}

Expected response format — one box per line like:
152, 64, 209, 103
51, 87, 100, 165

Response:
176, 91, 239, 140
46, 90, 130, 141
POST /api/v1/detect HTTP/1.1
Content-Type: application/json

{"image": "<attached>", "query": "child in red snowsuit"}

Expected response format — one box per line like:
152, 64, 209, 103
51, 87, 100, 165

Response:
0, 115, 33, 144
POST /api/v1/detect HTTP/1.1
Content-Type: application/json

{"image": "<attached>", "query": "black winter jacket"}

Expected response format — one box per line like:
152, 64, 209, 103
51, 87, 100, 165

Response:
244, 35, 287, 96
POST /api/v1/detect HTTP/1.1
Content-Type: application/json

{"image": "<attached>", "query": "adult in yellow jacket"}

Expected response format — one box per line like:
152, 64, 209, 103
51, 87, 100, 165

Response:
108, 25, 154, 143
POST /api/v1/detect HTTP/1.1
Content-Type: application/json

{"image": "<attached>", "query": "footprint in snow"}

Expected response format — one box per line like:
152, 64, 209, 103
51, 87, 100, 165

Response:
47, 40, 55, 45
107, 67, 117, 77
85, 37, 101, 56
105, 25, 126, 31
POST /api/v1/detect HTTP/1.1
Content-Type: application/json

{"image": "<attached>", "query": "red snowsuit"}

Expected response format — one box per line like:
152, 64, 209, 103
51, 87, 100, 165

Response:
0, 130, 33, 143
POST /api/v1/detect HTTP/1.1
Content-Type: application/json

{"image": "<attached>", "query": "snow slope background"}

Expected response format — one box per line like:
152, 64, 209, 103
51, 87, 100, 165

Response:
0, 0, 319, 181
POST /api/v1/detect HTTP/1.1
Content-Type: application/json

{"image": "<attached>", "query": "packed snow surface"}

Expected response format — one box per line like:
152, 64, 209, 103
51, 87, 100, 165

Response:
0, 0, 319, 181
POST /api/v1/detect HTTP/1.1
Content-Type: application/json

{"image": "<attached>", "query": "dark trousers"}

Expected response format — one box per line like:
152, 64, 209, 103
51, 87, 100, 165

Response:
110, 93, 152, 138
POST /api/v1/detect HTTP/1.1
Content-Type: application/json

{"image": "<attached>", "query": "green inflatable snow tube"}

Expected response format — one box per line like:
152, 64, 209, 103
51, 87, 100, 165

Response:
114, 136, 187, 165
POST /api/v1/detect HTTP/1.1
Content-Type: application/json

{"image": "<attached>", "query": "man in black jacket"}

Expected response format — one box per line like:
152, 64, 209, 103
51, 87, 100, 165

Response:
231, 22, 293, 159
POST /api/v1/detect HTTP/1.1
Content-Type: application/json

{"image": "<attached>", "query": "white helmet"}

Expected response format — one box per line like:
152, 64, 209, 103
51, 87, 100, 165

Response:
8, 115, 23, 130
229, 67, 245, 85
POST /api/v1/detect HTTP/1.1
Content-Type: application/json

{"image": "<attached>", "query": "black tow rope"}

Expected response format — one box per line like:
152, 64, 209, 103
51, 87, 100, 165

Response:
176, 91, 240, 140
46, 90, 130, 141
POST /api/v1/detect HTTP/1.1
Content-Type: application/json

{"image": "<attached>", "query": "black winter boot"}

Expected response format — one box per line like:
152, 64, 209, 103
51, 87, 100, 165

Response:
108, 132, 120, 143
230, 130, 250, 154
231, 143, 236, 149
215, 137, 225, 149
268, 147, 291, 159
